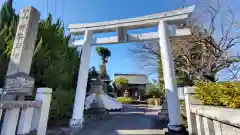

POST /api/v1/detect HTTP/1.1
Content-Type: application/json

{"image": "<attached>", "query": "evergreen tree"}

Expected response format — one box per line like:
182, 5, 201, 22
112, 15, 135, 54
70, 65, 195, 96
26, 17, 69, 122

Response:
0, 2, 79, 90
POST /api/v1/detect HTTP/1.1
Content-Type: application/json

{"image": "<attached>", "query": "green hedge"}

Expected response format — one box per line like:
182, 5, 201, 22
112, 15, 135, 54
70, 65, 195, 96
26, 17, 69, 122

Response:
49, 89, 75, 120
116, 97, 133, 104
146, 87, 163, 98
182, 114, 188, 128
195, 81, 240, 108
147, 98, 162, 105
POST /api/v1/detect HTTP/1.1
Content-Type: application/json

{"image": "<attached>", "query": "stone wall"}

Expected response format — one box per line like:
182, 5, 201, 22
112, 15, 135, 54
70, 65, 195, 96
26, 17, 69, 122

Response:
184, 87, 240, 135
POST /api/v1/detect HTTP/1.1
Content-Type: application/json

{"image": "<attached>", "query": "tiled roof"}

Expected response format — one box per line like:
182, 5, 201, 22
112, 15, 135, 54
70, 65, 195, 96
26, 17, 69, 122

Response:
114, 74, 150, 84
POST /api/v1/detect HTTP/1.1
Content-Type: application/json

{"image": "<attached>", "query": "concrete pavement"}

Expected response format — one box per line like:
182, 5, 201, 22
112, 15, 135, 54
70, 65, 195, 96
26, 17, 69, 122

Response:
77, 104, 167, 135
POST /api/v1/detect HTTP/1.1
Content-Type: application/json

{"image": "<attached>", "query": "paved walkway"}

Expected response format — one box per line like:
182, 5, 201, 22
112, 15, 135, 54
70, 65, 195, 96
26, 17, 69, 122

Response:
78, 104, 167, 135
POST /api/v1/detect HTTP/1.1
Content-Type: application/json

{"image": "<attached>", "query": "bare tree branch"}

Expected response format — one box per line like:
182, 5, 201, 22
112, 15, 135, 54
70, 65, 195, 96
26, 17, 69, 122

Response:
129, 0, 240, 82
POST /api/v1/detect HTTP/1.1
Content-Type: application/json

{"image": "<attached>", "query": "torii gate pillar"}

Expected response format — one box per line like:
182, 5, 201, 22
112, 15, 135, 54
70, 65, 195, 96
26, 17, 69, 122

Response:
69, 31, 93, 128
158, 20, 183, 133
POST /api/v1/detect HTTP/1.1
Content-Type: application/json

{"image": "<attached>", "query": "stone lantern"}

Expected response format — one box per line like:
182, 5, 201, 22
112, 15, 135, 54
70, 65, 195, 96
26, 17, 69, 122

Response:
89, 77, 103, 94
84, 76, 106, 122
123, 90, 129, 97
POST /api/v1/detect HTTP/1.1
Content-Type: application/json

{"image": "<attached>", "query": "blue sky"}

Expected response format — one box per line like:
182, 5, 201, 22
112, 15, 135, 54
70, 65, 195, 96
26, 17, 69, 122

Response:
0, 0, 239, 81
0, 0, 186, 81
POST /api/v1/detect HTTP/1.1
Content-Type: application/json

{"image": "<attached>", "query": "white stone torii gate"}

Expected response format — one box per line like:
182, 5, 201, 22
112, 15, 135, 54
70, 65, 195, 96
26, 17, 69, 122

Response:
68, 5, 195, 133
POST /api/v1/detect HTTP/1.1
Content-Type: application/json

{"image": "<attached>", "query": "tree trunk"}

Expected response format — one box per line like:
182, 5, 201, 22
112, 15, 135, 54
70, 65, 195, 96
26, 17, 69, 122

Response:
100, 57, 107, 79
101, 57, 105, 66
203, 72, 216, 82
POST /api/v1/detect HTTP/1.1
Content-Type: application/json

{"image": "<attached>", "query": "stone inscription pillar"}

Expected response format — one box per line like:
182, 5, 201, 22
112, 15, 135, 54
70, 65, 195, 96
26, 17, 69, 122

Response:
5, 7, 40, 101
7, 7, 40, 76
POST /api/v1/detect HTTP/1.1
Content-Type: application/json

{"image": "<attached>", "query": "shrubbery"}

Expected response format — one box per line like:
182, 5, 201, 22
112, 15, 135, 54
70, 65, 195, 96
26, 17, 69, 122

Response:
145, 87, 163, 98
147, 98, 162, 105
195, 81, 240, 108
50, 89, 75, 120
116, 97, 133, 104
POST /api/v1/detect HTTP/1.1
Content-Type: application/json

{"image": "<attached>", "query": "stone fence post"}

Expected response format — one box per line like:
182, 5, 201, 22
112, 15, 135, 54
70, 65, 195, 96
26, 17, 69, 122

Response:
31, 88, 52, 135
184, 87, 200, 135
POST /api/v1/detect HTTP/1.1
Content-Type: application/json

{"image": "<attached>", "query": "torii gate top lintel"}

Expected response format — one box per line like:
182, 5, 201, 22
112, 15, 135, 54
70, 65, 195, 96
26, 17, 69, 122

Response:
68, 5, 195, 47
69, 6, 195, 35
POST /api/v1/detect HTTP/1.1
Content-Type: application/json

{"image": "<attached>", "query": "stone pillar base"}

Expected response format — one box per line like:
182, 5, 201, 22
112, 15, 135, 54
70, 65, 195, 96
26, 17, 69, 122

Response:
168, 125, 187, 135
158, 98, 169, 123
69, 118, 83, 129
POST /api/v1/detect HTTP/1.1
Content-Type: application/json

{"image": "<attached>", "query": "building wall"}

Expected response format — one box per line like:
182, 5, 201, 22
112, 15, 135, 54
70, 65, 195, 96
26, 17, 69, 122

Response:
116, 84, 146, 100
